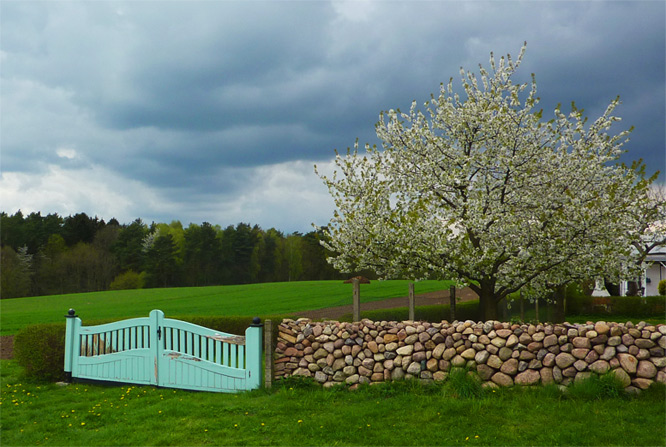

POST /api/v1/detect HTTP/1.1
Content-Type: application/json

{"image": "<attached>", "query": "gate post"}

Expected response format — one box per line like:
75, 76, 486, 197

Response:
64, 309, 81, 382
245, 317, 263, 390
264, 319, 274, 389
150, 310, 164, 387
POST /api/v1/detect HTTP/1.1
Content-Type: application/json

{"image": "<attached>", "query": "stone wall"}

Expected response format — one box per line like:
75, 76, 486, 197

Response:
275, 318, 666, 391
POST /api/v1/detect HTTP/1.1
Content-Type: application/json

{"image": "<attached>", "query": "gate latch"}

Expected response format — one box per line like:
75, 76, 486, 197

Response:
157, 327, 162, 340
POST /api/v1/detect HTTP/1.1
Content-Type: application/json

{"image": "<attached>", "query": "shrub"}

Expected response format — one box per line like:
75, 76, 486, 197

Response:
659, 280, 666, 296
14, 323, 66, 382
565, 294, 666, 318
109, 270, 145, 291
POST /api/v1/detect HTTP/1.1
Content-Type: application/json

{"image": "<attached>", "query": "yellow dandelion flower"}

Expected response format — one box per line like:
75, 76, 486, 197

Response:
81, 422, 86, 426
298, 420, 303, 423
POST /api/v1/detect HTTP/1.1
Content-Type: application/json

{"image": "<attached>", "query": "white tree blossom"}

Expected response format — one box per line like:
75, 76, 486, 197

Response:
316, 44, 656, 320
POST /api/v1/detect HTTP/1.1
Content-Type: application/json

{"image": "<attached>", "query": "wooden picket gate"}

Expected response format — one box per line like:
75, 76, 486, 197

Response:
64, 309, 263, 393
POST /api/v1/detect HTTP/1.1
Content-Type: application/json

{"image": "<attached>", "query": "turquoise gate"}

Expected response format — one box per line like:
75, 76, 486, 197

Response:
64, 309, 263, 392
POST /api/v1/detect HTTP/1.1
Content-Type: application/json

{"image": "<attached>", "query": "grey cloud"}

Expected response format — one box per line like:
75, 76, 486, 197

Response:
1, 0, 663, 231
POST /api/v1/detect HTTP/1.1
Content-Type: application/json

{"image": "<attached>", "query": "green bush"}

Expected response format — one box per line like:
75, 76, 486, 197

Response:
109, 270, 145, 290
659, 280, 666, 296
14, 323, 66, 382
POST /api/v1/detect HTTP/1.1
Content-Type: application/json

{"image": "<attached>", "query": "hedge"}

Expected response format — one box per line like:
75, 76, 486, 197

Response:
566, 294, 666, 317
14, 323, 67, 382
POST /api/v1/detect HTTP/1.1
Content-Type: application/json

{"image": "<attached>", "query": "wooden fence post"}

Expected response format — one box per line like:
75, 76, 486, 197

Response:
449, 285, 456, 321
408, 283, 415, 321
535, 298, 540, 323
520, 291, 525, 322
352, 278, 361, 322
264, 319, 274, 389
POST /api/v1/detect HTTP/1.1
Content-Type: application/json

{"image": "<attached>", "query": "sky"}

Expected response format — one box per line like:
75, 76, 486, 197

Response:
1, 1, 664, 234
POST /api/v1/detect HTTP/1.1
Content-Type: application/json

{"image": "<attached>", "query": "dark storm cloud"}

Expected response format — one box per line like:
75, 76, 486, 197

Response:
1, 1, 663, 231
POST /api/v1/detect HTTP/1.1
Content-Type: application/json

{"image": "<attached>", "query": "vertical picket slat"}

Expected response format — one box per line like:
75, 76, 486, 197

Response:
215, 341, 222, 365
238, 345, 245, 370
193, 334, 200, 358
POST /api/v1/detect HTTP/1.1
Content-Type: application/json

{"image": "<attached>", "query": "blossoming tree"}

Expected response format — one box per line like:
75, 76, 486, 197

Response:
316, 44, 656, 320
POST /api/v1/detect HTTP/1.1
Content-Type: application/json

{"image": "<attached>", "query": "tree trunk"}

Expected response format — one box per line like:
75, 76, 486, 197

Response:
478, 285, 498, 321
552, 285, 566, 323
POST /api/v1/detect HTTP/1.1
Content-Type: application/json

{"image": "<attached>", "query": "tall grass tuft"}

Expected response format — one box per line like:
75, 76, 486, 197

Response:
445, 367, 484, 399
566, 373, 628, 400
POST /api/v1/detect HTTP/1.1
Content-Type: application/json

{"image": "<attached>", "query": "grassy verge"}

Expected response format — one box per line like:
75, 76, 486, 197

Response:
2, 360, 665, 446
0, 280, 454, 335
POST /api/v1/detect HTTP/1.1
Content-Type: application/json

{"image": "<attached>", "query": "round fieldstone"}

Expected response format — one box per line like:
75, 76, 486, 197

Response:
432, 343, 446, 359
618, 353, 638, 374
589, 360, 610, 374
572, 337, 591, 349
500, 358, 519, 375
476, 364, 495, 381
635, 339, 655, 349
542, 352, 556, 367
540, 367, 554, 384
636, 360, 657, 379
631, 378, 654, 390
543, 334, 558, 348
610, 367, 631, 387
461, 348, 476, 360
515, 369, 540, 385
487, 354, 503, 369
594, 321, 610, 335
396, 345, 414, 356
391, 368, 405, 380
555, 352, 576, 369
491, 372, 514, 387
451, 355, 466, 367
475, 350, 490, 364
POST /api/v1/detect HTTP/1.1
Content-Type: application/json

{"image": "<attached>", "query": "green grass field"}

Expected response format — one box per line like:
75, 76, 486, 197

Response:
1, 361, 664, 446
0, 280, 454, 335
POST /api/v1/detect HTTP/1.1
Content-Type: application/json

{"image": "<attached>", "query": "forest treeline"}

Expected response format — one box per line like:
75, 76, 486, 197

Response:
1, 211, 371, 299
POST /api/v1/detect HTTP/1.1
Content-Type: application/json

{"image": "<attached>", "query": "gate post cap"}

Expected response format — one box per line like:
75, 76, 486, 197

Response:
66, 309, 77, 318
251, 317, 262, 327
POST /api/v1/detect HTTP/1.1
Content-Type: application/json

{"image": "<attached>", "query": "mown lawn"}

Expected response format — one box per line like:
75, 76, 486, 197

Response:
0, 280, 454, 335
1, 360, 664, 446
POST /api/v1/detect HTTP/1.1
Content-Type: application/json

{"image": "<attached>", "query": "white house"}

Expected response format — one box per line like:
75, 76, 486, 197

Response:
619, 244, 666, 296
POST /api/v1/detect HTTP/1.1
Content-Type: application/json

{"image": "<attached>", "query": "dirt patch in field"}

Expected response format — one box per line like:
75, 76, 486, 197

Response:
298, 286, 478, 320
1, 336, 14, 360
